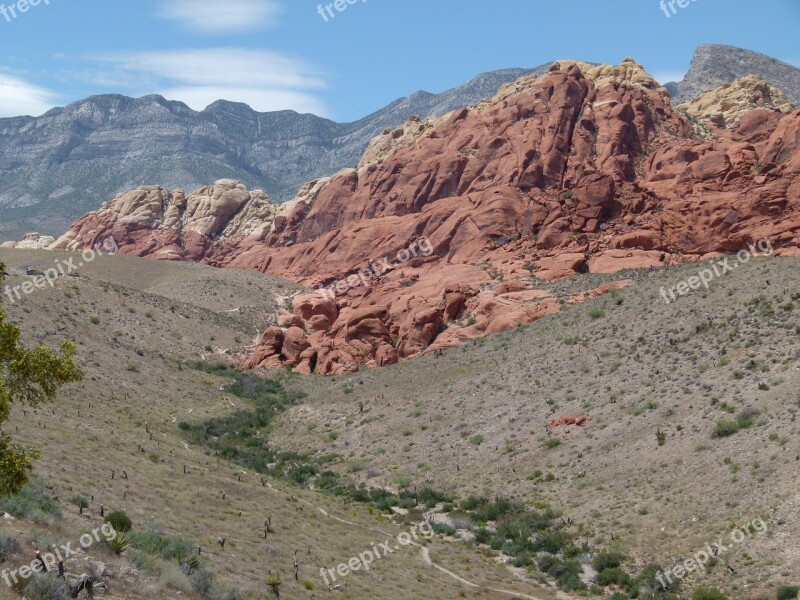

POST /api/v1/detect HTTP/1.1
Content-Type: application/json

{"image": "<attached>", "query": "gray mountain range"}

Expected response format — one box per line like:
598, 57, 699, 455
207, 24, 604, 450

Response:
0, 44, 797, 241
0, 66, 549, 240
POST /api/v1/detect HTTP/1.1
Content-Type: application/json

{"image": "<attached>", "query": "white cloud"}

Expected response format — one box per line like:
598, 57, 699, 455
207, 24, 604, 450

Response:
84, 48, 329, 116
0, 74, 59, 117
89, 48, 330, 115
157, 0, 283, 33
99, 49, 326, 91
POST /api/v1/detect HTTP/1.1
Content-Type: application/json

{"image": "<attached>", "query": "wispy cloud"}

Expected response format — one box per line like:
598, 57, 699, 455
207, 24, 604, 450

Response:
87, 48, 330, 115
0, 74, 59, 117
156, 0, 283, 33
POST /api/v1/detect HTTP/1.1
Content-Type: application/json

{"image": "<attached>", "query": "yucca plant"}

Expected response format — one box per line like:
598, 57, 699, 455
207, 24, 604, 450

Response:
267, 574, 281, 599
178, 554, 200, 574
106, 531, 131, 556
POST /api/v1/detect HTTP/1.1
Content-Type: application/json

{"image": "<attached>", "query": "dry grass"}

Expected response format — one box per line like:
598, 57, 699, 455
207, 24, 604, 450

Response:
273, 257, 800, 599
0, 248, 564, 600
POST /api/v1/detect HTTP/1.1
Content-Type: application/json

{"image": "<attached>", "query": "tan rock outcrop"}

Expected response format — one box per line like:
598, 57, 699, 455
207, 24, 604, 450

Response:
677, 75, 794, 128
13, 233, 56, 250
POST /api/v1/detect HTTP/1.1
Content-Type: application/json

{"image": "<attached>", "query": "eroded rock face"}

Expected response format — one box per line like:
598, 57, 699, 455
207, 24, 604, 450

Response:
52, 180, 276, 261
677, 75, 794, 129
5, 233, 55, 249
53, 60, 800, 374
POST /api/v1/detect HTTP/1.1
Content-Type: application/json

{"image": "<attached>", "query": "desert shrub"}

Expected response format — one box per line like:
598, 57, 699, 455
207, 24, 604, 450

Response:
69, 495, 88, 510
473, 527, 492, 545
597, 567, 631, 587
693, 587, 727, 600
0, 534, 21, 561
23, 574, 70, 600
715, 419, 740, 437
221, 588, 244, 600
431, 522, 456, 536
104, 510, 132, 533
128, 550, 161, 576
735, 406, 760, 429
0, 479, 61, 522
777, 586, 800, 600
187, 360, 231, 375
190, 567, 215, 597
130, 531, 195, 562
157, 562, 194, 593
632, 563, 680, 596
538, 555, 585, 591
593, 550, 625, 572
512, 551, 535, 567
594, 549, 630, 589
418, 487, 454, 508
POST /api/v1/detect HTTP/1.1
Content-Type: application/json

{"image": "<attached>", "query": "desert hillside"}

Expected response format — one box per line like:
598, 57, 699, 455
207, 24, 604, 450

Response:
1, 248, 798, 600
1, 7, 799, 598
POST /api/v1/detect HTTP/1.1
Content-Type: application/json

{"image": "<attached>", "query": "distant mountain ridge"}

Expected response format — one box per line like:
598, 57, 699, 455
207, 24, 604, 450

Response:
1, 44, 798, 242
0, 66, 549, 241
666, 44, 800, 104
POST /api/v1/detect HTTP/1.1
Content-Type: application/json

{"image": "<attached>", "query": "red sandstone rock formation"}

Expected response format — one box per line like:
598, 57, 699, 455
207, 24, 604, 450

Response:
50, 59, 800, 374
547, 415, 589, 429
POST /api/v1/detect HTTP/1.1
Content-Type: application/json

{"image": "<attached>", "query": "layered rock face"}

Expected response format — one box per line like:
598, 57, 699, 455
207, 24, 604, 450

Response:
52, 180, 277, 260
677, 75, 794, 128
52, 60, 800, 374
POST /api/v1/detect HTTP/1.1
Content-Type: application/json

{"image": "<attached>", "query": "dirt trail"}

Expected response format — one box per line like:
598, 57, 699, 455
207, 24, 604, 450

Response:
297, 498, 559, 600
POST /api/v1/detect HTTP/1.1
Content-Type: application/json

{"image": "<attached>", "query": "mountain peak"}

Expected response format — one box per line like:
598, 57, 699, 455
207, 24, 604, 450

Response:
671, 44, 800, 104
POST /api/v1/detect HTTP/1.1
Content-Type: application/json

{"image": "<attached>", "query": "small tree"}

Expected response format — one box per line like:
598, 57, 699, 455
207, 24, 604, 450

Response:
1, 263, 83, 497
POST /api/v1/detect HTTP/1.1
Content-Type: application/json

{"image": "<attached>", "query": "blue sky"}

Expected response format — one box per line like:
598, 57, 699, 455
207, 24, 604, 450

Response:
0, 0, 797, 121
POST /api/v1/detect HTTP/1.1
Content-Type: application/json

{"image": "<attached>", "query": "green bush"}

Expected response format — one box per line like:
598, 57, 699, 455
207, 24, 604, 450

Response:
431, 522, 456, 536
777, 586, 800, 600
104, 510, 132, 533
593, 550, 625, 572
693, 587, 728, 600
715, 419, 740, 437
69, 495, 89, 510
597, 567, 631, 587
0, 479, 61, 522
129, 530, 195, 561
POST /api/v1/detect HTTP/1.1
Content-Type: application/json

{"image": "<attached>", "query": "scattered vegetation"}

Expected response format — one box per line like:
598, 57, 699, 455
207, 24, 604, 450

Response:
0, 478, 62, 522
